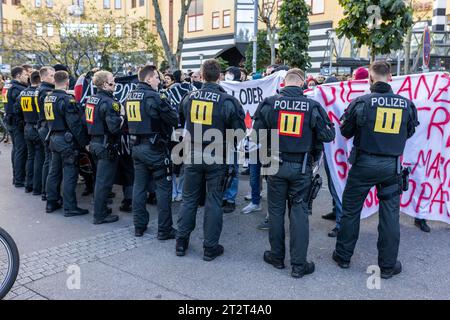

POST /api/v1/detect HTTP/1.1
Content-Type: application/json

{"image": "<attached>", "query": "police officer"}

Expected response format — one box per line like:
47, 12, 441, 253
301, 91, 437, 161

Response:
125, 65, 178, 238
45, 71, 89, 216
176, 59, 246, 261
19, 70, 44, 195
333, 61, 419, 279
36, 66, 56, 201
253, 68, 335, 278
86, 71, 123, 224
4, 66, 28, 188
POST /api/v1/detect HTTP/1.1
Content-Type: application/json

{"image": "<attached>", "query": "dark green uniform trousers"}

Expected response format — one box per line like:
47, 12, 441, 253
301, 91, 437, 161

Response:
267, 161, 312, 266
177, 161, 227, 248
132, 143, 173, 234
335, 153, 401, 271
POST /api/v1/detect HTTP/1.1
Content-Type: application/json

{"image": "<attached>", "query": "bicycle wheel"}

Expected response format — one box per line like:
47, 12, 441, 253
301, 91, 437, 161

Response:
0, 227, 20, 300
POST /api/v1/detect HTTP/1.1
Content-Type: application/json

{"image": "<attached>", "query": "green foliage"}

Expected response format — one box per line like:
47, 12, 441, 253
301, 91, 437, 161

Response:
278, 0, 311, 69
244, 29, 271, 73
216, 57, 230, 71
337, 0, 413, 61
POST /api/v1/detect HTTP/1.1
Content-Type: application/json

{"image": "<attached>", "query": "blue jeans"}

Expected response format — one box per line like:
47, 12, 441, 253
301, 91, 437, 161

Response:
249, 162, 262, 205
223, 163, 239, 204
324, 154, 343, 229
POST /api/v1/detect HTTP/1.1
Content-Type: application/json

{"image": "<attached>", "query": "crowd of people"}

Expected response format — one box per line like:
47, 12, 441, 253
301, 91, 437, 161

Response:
0, 58, 431, 279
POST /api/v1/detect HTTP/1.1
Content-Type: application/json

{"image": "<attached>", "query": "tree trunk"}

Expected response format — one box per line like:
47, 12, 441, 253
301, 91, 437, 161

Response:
370, 48, 376, 63
268, 28, 276, 65
404, 27, 412, 74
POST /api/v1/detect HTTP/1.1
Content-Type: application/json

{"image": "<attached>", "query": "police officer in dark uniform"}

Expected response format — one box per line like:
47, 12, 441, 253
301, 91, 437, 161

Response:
36, 66, 56, 201
333, 61, 419, 279
86, 70, 123, 224
4, 66, 28, 188
176, 59, 246, 261
253, 68, 335, 278
19, 70, 44, 195
125, 65, 179, 238
45, 71, 89, 216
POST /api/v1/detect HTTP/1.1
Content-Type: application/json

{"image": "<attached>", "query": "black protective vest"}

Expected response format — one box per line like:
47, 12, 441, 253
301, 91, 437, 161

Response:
125, 84, 159, 135
185, 87, 226, 143
20, 86, 40, 124
85, 91, 118, 136
36, 82, 55, 122
357, 93, 410, 156
5, 80, 27, 114
267, 94, 314, 154
44, 90, 69, 132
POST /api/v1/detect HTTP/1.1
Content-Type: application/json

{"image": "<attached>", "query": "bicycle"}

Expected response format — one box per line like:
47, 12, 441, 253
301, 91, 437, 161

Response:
0, 227, 20, 300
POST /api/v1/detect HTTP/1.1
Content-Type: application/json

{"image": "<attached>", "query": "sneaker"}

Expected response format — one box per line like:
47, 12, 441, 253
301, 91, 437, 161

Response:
175, 194, 183, 202
203, 244, 224, 261
223, 202, 236, 213
93, 215, 119, 225
176, 238, 189, 256
135, 226, 148, 237
322, 212, 336, 221
380, 261, 402, 279
64, 207, 89, 217
244, 194, 252, 201
414, 218, 431, 233
242, 203, 262, 214
257, 218, 269, 230
291, 262, 315, 278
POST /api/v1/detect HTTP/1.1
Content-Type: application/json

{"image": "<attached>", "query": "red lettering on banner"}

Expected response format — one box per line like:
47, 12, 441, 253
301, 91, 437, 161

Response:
431, 184, 450, 214
340, 82, 345, 103
327, 111, 341, 126
444, 158, 450, 188
396, 76, 413, 100
412, 150, 432, 174
400, 179, 417, 208
346, 81, 366, 103
415, 182, 433, 212
414, 74, 439, 100
433, 74, 450, 104
334, 149, 348, 180
427, 107, 450, 140
447, 136, 450, 148
318, 86, 337, 107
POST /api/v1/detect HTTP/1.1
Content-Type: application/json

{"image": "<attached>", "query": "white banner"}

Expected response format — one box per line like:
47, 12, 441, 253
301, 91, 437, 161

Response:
313, 72, 450, 224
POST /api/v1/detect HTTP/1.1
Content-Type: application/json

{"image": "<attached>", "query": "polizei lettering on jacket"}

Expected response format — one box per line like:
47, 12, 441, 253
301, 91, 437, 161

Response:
127, 92, 145, 100
86, 96, 100, 105
274, 100, 310, 112
189, 90, 220, 102
371, 97, 407, 108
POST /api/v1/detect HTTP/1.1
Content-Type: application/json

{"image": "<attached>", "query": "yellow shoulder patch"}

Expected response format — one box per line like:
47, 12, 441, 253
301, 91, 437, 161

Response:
112, 102, 120, 112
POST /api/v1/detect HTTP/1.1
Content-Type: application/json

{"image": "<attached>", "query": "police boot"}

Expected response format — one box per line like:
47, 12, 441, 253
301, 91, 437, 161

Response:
380, 261, 402, 279
158, 227, 177, 241
203, 245, 224, 261
135, 226, 148, 237
25, 186, 33, 193
322, 212, 336, 221
41, 193, 47, 201
64, 207, 89, 217
291, 262, 315, 278
332, 250, 350, 269
263, 251, 285, 269
119, 199, 132, 213
93, 215, 119, 225
414, 218, 431, 233
46, 201, 62, 213
176, 238, 190, 256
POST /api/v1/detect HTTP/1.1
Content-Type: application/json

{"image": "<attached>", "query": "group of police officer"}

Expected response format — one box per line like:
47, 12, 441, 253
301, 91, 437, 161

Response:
4, 58, 417, 279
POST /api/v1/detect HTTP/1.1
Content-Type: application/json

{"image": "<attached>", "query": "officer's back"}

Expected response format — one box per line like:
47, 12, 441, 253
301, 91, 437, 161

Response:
176, 59, 246, 261
333, 61, 418, 279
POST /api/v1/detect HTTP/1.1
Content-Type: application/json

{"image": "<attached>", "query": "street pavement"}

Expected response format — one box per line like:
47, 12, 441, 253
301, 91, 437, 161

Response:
0, 142, 449, 300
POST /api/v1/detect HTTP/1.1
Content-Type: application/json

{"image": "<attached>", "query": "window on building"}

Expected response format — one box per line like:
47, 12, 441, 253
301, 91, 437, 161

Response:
223, 9, 231, 28
139, 0, 144, 6
2, 19, 7, 33
73, 0, 84, 9
104, 24, 111, 36
305, 0, 324, 15
12, 0, 21, 5
36, 23, 43, 36
115, 0, 121, 9
46, 0, 53, 7
35, 0, 41, 7
188, 0, 203, 32
13, 20, 22, 35
104, 0, 110, 9
115, 24, 122, 37
47, 23, 54, 36
212, 11, 220, 29
131, 0, 136, 8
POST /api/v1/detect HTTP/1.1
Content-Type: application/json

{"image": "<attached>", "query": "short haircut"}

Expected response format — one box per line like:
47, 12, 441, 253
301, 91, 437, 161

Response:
138, 65, 157, 82
93, 70, 112, 88
284, 68, 305, 83
369, 61, 391, 77
164, 73, 175, 82
201, 59, 221, 82
30, 71, 41, 85
11, 66, 25, 79
54, 71, 69, 85
22, 64, 33, 71
39, 66, 55, 79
